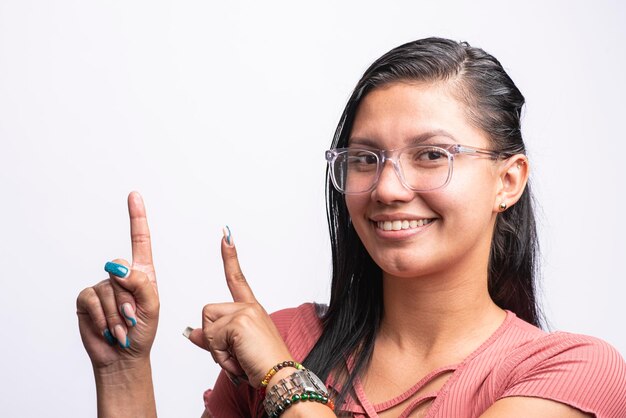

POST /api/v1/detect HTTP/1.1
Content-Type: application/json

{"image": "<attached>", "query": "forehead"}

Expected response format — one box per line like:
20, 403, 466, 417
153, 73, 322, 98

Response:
350, 82, 489, 148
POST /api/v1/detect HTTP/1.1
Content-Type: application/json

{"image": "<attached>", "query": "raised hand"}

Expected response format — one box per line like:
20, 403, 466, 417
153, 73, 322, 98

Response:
187, 227, 293, 387
76, 192, 160, 370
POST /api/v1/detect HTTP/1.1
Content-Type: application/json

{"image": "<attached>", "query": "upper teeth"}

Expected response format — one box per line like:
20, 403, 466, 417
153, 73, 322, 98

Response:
376, 219, 432, 231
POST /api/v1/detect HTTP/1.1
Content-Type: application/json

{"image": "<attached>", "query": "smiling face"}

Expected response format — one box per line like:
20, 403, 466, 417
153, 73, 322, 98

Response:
345, 82, 503, 280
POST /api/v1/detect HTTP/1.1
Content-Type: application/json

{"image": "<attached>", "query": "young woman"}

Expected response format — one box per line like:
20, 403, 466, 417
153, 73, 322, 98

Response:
77, 38, 626, 417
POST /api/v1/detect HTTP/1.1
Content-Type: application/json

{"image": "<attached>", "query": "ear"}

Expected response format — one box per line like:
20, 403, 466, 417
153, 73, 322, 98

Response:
494, 154, 529, 213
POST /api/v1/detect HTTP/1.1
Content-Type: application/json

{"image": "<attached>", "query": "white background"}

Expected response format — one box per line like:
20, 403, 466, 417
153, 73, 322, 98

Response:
1, 1, 624, 416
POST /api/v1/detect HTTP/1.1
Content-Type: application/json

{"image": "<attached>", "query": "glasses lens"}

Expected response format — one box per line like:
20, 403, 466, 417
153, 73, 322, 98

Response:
331, 149, 379, 193
398, 146, 452, 191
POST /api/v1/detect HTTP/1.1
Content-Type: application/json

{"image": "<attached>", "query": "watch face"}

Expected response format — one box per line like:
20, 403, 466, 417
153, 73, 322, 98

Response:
305, 369, 329, 394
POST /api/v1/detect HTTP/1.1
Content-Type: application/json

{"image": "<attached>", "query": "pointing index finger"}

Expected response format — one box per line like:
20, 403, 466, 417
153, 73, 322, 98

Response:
128, 192, 154, 273
221, 227, 256, 304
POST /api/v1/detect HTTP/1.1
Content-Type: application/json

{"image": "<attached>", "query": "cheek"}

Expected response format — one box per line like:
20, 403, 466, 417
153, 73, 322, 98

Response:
443, 166, 499, 211
441, 195, 498, 243
345, 195, 372, 237
345, 195, 367, 218
423, 180, 498, 230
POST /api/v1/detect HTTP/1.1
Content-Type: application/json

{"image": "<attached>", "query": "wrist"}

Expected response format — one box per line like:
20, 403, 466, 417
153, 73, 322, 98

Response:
260, 359, 302, 389
263, 368, 334, 417
94, 360, 156, 418
266, 366, 299, 390
94, 358, 152, 386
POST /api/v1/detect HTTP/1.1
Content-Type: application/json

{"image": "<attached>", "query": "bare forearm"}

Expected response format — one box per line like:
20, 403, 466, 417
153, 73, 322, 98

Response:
94, 360, 157, 418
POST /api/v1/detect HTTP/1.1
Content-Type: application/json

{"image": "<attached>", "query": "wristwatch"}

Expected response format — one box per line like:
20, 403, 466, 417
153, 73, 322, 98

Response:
263, 368, 330, 413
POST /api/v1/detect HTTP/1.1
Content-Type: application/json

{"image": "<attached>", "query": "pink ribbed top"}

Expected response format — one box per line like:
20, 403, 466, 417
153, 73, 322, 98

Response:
204, 303, 626, 417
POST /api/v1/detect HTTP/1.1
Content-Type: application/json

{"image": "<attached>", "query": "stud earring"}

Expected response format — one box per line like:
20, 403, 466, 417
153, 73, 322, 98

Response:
499, 202, 507, 211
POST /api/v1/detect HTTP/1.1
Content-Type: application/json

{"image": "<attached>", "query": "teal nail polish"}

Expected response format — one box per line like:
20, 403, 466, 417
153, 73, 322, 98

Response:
118, 335, 131, 349
121, 304, 137, 327
104, 261, 129, 278
225, 225, 231, 245
103, 329, 116, 346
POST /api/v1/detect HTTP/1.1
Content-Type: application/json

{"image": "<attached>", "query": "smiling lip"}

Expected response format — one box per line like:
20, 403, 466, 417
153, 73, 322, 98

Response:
374, 218, 434, 231
369, 215, 437, 238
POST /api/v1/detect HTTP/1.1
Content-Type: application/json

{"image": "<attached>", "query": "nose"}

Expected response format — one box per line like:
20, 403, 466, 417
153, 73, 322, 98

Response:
371, 159, 415, 204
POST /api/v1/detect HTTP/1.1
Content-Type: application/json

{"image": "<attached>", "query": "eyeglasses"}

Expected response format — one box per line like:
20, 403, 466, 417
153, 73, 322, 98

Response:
325, 143, 503, 194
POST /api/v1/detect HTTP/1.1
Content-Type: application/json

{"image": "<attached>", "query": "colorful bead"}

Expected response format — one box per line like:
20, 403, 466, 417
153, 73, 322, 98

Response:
260, 360, 303, 388
270, 393, 336, 417
328, 399, 335, 410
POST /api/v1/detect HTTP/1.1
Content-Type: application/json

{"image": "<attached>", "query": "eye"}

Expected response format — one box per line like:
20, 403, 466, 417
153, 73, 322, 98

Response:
413, 148, 446, 161
347, 151, 378, 165
350, 154, 377, 164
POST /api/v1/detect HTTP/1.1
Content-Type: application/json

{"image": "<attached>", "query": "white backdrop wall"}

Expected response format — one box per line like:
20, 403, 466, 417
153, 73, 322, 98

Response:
1, 1, 624, 416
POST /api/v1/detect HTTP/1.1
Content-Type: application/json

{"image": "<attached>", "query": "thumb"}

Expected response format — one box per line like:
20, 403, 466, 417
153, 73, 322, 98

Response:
183, 327, 246, 381
184, 327, 208, 350
105, 261, 159, 315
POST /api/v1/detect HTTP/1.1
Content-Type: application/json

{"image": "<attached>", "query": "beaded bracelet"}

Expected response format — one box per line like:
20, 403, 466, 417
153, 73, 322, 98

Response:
263, 368, 333, 417
260, 360, 304, 388
268, 390, 335, 418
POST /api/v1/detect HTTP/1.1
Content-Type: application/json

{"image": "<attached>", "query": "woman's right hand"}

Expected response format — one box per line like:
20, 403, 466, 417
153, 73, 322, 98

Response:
76, 192, 160, 371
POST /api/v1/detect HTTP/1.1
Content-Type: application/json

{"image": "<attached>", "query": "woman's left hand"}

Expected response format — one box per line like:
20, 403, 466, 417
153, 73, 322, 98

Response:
186, 229, 293, 387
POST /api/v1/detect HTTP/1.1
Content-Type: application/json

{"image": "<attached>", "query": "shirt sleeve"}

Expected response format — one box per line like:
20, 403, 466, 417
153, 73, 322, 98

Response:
498, 333, 626, 418
203, 371, 263, 418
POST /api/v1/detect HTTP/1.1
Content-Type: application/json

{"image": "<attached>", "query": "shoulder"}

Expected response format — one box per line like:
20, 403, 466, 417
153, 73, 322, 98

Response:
493, 312, 624, 372
269, 302, 324, 362
501, 323, 625, 382
495, 318, 626, 416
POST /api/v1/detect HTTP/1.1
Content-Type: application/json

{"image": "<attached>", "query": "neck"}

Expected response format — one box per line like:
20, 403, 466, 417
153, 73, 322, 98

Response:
378, 265, 505, 359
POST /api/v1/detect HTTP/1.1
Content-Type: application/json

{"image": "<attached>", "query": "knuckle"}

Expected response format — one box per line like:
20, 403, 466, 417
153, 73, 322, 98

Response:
202, 327, 213, 344
93, 280, 114, 297
77, 286, 93, 301
228, 271, 247, 284
132, 232, 151, 246
114, 291, 134, 305
76, 287, 97, 308
104, 311, 123, 324
232, 314, 252, 328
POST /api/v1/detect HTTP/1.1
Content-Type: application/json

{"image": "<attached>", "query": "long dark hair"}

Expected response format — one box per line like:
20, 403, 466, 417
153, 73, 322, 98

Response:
302, 37, 542, 408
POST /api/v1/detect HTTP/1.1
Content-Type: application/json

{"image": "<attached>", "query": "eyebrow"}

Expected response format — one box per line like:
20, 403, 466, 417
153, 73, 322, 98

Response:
348, 129, 458, 147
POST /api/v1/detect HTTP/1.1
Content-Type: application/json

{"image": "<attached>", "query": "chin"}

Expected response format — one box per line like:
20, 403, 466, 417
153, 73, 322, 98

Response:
372, 253, 435, 279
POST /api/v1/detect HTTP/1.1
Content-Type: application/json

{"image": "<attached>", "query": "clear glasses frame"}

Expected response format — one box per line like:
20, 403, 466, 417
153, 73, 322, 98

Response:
325, 143, 504, 194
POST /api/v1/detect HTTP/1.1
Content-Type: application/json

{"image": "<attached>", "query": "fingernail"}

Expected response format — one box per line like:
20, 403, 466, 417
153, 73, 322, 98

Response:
104, 261, 130, 278
103, 328, 117, 346
121, 303, 137, 327
113, 324, 130, 349
222, 225, 233, 246
182, 326, 193, 339
225, 371, 240, 386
